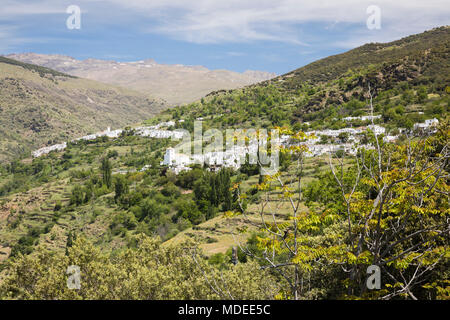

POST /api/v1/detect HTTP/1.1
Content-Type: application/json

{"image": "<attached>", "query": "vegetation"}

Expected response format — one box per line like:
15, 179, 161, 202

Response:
0, 27, 448, 300
226, 118, 449, 300
163, 27, 449, 133
0, 235, 277, 299
0, 59, 166, 162
0, 56, 75, 79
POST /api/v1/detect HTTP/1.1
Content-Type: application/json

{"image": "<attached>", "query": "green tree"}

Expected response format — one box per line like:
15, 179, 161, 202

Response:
101, 157, 112, 189
114, 175, 129, 203
338, 132, 350, 143
0, 235, 279, 300
70, 185, 84, 206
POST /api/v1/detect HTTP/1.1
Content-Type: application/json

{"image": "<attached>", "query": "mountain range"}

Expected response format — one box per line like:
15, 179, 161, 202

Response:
1, 27, 448, 162
5, 53, 277, 106
0, 56, 165, 162
0, 27, 448, 300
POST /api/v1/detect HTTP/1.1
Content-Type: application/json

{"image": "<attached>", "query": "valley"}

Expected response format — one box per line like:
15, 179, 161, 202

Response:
0, 56, 166, 162
0, 27, 448, 300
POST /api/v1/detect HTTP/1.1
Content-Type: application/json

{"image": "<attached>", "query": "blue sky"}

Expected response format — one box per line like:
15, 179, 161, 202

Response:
1, 0, 449, 75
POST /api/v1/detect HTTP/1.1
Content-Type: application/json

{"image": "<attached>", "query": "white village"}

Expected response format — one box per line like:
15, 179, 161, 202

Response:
31, 116, 440, 174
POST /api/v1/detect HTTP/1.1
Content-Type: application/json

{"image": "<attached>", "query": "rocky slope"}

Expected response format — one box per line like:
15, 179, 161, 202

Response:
0, 56, 165, 162
6, 53, 277, 106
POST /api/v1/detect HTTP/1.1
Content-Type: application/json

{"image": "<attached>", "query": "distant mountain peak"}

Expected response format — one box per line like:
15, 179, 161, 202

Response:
6, 53, 276, 105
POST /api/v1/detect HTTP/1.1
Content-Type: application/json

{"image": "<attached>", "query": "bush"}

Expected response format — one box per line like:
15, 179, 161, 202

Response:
0, 235, 279, 299
175, 199, 204, 225
54, 201, 62, 212
161, 182, 180, 198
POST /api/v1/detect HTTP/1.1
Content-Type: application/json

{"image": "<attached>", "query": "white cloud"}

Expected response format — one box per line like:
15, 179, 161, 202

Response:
0, 0, 65, 17
99, 0, 450, 44
0, 0, 449, 45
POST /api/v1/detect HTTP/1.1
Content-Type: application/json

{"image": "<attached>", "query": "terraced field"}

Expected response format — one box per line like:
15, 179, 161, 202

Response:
164, 155, 345, 256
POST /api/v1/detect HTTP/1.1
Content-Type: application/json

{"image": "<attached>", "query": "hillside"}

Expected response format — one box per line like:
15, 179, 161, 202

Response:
0, 27, 448, 300
6, 54, 277, 106
272, 26, 450, 89
160, 27, 449, 131
0, 57, 166, 162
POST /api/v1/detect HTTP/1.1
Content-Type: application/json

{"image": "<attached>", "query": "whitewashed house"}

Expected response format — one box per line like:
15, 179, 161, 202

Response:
414, 118, 439, 132
383, 135, 399, 143
161, 148, 190, 167
367, 125, 386, 135
32, 142, 67, 158
343, 115, 381, 122
135, 127, 185, 140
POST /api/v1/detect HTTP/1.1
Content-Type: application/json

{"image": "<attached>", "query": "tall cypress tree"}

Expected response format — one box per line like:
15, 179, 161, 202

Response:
101, 157, 112, 189
222, 169, 232, 211
210, 175, 218, 206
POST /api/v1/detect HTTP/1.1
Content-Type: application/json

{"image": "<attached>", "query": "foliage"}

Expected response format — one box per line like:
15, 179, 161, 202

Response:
0, 235, 278, 300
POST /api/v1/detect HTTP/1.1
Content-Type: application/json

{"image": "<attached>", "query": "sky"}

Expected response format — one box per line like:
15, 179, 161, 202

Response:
1, 0, 449, 75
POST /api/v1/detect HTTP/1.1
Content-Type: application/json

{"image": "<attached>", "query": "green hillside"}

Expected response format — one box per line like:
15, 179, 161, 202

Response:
162, 27, 448, 132
0, 28, 448, 300
0, 56, 76, 79
0, 58, 166, 162
273, 26, 450, 87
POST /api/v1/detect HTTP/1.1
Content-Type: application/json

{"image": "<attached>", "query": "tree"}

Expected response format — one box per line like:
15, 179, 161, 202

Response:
114, 175, 129, 203
140, 199, 168, 220
229, 128, 315, 300
161, 182, 180, 198
70, 185, 84, 206
0, 235, 279, 299
176, 199, 204, 225
231, 87, 449, 300
417, 86, 428, 103
65, 231, 77, 256
101, 157, 112, 189
319, 135, 329, 144
326, 86, 449, 299
338, 132, 350, 143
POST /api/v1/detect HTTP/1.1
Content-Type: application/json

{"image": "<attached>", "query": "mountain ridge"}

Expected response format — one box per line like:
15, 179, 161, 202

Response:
267, 26, 449, 89
5, 53, 277, 106
187, 26, 449, 128
0, 56, 166, 162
